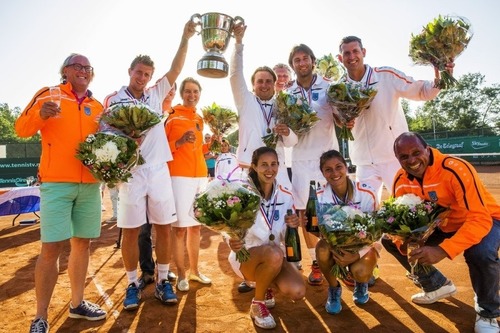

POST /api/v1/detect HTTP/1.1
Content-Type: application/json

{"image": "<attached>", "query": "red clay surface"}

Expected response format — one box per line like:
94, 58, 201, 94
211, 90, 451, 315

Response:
0, 165, 498, 332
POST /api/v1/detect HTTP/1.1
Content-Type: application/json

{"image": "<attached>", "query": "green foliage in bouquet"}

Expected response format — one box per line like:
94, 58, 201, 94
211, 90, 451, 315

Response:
75, 132, 144, 188
317, 203, 383, 278
262, 90, 320, 149
101, 103, 161, 138
327, 82, 377, 140
409, 15, 473, 89
315, 53, 345, 81
193, 180, 261, 262
201, 102, 238, 153
374, 193, 448, 238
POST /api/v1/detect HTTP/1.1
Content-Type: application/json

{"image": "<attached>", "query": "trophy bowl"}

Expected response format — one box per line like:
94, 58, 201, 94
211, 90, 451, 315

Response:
191, 12, 244, 78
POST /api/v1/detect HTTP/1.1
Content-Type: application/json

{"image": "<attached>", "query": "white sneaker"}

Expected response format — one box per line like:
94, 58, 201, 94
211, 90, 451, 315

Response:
411, 281, 457, 305
474, 314, 500, 333
250, 299, 276, 329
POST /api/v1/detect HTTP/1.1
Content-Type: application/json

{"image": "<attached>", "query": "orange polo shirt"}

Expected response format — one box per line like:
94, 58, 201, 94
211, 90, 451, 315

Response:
164, 104, 207, 177
15, 83, 102, 183
392, 148, 500, 259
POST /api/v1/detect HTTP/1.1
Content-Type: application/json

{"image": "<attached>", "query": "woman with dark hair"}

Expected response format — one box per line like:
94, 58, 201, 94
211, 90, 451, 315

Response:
315, 150, 380, 314
226, 147, 305, 329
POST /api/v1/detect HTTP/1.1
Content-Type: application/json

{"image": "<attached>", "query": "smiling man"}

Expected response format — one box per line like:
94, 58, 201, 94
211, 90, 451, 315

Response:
103, 20, 196, 312
337, 36, 455, 203
382, 132, 500, 333
16, 53, 106, 333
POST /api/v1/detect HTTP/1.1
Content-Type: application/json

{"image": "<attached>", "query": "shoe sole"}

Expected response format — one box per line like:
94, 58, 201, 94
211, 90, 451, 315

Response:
250, 313, 277, 329
412, 289, 457, 305
189, 276, 212, 285
238, 286, 254, 293
353, 297, 369, 305
155, 295, 178, 305
123, 303, 139, 311
68, 313, 106, 321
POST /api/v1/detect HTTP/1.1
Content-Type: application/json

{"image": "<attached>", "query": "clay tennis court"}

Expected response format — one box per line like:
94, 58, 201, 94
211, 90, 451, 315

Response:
1, 165, 498, 333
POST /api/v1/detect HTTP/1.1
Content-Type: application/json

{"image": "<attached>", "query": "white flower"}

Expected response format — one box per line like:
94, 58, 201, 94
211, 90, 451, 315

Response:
394, 193, 423, 208
341, 205, 364, 219
94, 141, 120, 163
86, 134, 96, 143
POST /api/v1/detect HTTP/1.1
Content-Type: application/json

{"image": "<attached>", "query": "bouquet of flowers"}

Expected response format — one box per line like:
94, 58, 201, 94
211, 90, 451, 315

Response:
327, 82, 377, 140
317, 203, 383, 278
201, 102, 239, 153
409, 15, 473, 89
262, 90, 320, 149
375, 193, 448, 239
193, 179, 261, 262
75, 132, 144, 188
374, 193, 449, 273
100, 103, 162, 138
315, 53, 345, 81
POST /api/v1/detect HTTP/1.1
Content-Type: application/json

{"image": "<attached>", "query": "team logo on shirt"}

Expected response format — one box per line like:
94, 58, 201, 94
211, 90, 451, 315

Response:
312, 92, 319, 101
273, 210, 280, 221
84, 107, 91, 116
428, 191, 438, 202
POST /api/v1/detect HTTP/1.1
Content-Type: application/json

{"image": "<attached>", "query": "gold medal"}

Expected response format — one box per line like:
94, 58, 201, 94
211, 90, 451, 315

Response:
266, 128, 271, 134
269, 234, 275, 243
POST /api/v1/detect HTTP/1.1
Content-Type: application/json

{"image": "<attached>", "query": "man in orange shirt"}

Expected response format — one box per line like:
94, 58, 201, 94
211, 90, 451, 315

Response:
16, 53, 106, 333
382, 132, 499, 333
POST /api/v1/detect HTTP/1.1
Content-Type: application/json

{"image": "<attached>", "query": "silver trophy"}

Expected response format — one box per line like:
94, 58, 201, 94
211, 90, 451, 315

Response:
191, 12, 244, 78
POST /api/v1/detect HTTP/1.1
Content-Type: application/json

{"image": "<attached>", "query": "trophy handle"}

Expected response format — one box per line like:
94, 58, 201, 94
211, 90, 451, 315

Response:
190, 13, 202, 34
233, 16, 245, 26
231, 16, 245, 38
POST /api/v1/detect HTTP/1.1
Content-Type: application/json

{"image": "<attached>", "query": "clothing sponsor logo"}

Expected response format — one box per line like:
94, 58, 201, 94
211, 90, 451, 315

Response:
428, 191, 438, 202
84, 107, 91, 116
471, 141, 489, 150
435, 142, 464, 150
273, 210, 279, 221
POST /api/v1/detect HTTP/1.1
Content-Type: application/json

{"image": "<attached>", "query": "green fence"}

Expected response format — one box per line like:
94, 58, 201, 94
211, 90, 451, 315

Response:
0, 143, 41, 188
426, 136, 500, 164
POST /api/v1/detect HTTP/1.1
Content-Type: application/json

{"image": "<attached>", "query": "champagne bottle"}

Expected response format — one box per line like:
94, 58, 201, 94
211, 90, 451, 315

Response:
305, 180, 319, 233
285, 209, 302, 262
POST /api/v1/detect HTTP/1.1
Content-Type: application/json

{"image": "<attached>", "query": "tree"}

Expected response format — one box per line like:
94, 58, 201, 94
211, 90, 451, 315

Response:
0, 103, 40, 143
407, 73, 500, 135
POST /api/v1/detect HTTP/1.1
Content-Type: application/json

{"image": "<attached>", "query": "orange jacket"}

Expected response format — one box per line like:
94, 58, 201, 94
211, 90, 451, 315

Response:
392, 148, 500, 259
164, 104, 207, 177
15, 83, 103, 183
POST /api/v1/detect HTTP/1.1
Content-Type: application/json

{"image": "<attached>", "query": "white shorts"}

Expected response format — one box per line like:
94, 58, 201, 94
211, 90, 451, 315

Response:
277, 165, 292, 190
355, 160, 401, 196
117, 163, 177, 228
171, 176, 208, 228
292, 160, 324, 209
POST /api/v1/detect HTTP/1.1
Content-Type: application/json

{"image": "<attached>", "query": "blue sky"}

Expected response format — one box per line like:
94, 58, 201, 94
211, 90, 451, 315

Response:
1, 0, 498, 112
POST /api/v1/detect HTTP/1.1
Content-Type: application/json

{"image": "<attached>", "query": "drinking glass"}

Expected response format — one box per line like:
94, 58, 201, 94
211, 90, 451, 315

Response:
49, 86, 61, 106
407, 242, 419, 281
49, 86, 62, 118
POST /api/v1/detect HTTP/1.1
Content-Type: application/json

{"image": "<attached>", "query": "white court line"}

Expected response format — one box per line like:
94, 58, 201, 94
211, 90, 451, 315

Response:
88, 265, 120, 319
